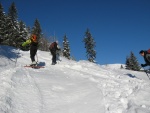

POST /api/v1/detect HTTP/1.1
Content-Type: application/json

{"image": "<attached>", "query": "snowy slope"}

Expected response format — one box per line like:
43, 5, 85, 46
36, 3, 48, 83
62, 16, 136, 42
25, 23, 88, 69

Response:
0, 45, 150, 113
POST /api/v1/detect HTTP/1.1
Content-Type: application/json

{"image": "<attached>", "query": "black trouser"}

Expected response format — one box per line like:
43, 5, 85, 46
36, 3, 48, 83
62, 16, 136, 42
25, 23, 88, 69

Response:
30, 46, 37, 62
50, 50, 56, 64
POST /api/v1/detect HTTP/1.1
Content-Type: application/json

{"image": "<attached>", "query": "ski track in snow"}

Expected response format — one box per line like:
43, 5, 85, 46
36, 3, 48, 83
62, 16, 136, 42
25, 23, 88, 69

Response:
0, 65, 44, 113
0, 67, 16, 113
0, 46, 150, 113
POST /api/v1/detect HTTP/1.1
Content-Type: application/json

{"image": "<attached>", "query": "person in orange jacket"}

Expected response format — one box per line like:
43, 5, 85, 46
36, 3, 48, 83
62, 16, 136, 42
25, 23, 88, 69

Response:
22, 34, 38, 66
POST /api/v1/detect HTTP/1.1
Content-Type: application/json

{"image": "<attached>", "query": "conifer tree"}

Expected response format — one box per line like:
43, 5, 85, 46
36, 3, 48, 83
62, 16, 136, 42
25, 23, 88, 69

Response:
19, 21, 28, 39
32, 19, 42, 40
130, 52, 141, 71
62, 34, 70, 59
4, 15, 14, 46
0, 3, 6, 43
7, 2, 20, 47
27, 26, 31, 35
18, 21, 28, 46
83, 28, 96, 63
31, 19, 42, 50
8, 2, 18, 25
125, 56, 131, 70
0, 2, 29, 48
126, 52, 141, 71
38, 35, 50, 51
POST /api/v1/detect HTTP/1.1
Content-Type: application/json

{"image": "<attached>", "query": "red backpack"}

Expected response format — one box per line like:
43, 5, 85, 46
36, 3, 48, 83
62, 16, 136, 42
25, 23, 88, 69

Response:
147, 49, 150, 54
49, 42, 55, 50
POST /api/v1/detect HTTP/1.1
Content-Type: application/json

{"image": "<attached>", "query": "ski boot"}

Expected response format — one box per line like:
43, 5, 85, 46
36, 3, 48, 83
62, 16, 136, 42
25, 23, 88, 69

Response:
30, 61, 37, 67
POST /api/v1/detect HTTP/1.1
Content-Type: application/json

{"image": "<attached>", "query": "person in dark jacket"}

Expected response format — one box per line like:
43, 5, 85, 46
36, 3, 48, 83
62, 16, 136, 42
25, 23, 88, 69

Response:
22, 34, 38, 65
49, 41, 60, 65
139, 50, 150, 67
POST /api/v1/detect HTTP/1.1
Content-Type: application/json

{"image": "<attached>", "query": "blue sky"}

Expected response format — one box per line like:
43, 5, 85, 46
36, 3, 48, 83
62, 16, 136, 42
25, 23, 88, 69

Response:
1, 0, 150, 65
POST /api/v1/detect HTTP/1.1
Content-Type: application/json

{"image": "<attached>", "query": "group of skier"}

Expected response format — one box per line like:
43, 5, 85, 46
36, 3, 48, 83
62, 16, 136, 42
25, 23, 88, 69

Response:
22, 34, 60, 66
22, 34, 150, 69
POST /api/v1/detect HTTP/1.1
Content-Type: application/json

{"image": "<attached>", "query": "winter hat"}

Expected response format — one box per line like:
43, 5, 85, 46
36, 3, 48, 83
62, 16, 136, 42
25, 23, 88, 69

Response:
139, 50, 144, 54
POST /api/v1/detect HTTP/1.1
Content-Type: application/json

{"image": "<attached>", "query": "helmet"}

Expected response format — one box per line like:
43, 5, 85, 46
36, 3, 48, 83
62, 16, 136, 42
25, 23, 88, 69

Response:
31, 34, 37, 42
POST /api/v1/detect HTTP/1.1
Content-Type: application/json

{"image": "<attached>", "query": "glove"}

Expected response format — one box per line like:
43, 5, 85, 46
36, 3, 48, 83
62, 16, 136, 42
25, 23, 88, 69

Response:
141, 64, 146, 67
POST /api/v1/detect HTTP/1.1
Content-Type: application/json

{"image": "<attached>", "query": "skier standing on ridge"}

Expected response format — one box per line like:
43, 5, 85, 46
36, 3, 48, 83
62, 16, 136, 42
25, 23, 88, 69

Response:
139, 50, 150, 67
22, 34, 38, 66
49, 41, 60, 65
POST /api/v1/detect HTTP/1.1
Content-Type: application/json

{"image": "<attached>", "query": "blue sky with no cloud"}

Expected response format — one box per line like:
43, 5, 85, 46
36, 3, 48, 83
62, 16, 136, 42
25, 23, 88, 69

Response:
1, 0, 150, 65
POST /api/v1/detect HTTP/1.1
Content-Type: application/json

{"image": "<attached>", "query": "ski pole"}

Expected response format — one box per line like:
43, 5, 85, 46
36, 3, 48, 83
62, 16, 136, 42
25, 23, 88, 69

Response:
144, 68, 150, 80
15, 48, 20, 67
36, 53, 38, 63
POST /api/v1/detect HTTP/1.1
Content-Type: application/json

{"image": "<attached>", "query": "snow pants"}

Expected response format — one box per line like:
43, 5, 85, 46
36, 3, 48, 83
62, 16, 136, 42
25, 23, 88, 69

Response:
50, 50, 57, 64
30, 46, 37, 62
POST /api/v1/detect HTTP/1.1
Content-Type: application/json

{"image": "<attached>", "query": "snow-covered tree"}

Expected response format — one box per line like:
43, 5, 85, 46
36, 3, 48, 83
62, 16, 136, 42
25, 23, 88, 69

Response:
83, 28, 96, 63
17, 21, 28, 46
0, 3, 7, 44
19, 21, 28, 39
3, 15, 15, 46
126, 52, 141, 71
7, 2, 20, 47
63, 34, 70, 59
8, 2, 18, 24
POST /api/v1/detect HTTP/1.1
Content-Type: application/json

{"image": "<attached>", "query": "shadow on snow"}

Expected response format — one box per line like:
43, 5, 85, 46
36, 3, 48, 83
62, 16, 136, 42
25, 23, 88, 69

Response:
0, 45, 21, 60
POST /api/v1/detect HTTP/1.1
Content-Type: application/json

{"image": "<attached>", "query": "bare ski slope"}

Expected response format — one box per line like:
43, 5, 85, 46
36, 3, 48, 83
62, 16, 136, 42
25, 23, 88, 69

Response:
0, 45, 150, 113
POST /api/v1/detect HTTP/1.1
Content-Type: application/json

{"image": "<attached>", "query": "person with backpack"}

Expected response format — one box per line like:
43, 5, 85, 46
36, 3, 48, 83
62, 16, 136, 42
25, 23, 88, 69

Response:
49, 41, 60, 65
139, 50, 150, 67
22, 34, 38, 66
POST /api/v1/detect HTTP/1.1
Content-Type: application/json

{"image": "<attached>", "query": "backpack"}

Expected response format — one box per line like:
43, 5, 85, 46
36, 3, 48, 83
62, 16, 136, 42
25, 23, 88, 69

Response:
49, 42, 55, 50
147, 49, 150, 54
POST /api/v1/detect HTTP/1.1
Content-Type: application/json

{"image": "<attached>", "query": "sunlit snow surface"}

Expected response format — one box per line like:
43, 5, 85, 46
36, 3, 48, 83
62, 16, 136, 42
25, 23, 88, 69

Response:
0, 45, 150, 113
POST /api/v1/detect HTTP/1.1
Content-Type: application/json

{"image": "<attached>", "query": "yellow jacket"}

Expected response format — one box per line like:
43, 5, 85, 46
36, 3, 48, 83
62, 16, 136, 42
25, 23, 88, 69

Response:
22, 39, 31, 47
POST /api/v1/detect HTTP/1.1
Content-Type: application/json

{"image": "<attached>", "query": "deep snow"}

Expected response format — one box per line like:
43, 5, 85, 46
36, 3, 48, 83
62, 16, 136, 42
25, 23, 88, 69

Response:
0, 45, 150, 113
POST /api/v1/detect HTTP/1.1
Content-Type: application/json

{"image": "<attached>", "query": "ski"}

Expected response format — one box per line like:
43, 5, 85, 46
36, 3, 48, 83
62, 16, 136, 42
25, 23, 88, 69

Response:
145, 70, 150, 80
24, 65, 45, 69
